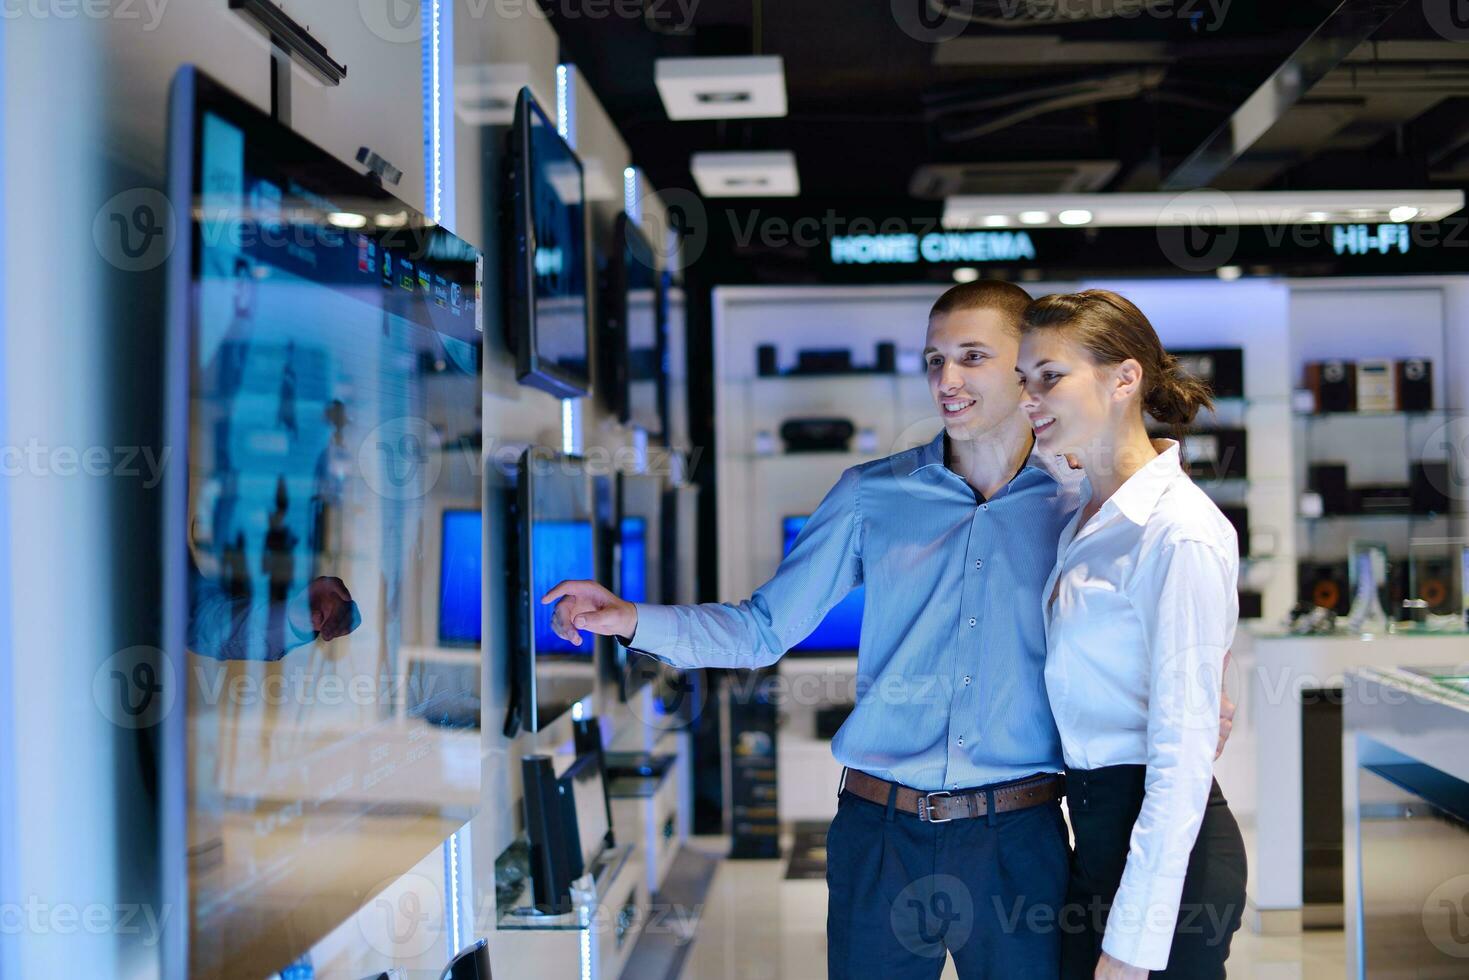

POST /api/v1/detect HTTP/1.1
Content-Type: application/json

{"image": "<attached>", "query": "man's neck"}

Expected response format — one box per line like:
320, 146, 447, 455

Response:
945, 412, 1035, 500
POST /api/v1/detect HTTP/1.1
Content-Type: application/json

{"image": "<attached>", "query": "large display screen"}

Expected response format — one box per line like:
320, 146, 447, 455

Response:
517, 451, 598, 730
617, 473, 665, 697
169, 68, 483, 980
619, 517, 647, 603
783, 515, 864, 653
510, 87, 589, 398
440, 509, 482, 645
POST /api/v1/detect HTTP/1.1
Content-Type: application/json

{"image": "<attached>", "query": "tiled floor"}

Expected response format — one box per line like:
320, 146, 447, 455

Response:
675, 837, 1347, 979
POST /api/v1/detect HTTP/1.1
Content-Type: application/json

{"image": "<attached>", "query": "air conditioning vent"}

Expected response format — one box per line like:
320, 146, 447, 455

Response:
909, 160, 1119, 199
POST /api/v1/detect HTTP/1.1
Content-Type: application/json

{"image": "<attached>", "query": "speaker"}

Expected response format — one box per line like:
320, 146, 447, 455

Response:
874, 341, 896, 374
756, 344, 779, 377
1239, 590, 1264, 620
1219, 505, 1250, 557
1307, 463, 1354, 515
1172, 347, 1245, 399
1182, 428, 1247, 480
794, 348, 852, 375
1408, 555, 1456, 615
1299, 561, 1351, 615
780, 417, 855, 453
1410, 461, 1450, 515
1396, 358, 1433, 412
1305, 360, 1356, 413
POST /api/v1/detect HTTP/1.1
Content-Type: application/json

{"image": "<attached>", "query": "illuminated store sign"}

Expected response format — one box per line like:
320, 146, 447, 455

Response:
1332, 223, 1411, 256
831, 231, 1038, 265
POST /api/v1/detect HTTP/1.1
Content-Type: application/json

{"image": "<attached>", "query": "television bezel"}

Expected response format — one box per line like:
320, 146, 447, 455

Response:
613, 470, 665, 700
508, 86, 590, 399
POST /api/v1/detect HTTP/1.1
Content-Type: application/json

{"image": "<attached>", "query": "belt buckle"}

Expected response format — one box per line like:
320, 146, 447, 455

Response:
918, 791, 953, 823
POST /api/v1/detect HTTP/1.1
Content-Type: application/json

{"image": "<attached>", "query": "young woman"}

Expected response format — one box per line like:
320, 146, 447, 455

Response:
1015, 290, 1247, 980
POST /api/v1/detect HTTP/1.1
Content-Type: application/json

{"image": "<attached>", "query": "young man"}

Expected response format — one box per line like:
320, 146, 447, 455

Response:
543, 281, 1232, 979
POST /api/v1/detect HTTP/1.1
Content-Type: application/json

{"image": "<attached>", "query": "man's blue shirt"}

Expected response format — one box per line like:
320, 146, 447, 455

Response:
631, 431, 1082, 792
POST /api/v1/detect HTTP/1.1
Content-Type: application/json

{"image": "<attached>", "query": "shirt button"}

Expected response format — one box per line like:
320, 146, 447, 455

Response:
964, 676, 971, 685
968, 617, 976, 627
975, 558, 983, 569
957, 736, 964, 746
981, 504, 989, 511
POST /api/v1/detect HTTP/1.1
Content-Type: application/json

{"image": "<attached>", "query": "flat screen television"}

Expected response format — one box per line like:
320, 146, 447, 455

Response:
599, 213, 667, 435
615, 472, 665, 698
783, 515, 864, 654
440, 508, 482, 645
515, 450, 598, 731
508, 86, 589, 398
164, 66, 484, 980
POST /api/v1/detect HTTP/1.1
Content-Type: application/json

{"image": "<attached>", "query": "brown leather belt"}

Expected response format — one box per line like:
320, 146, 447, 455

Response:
841, 769, 1064, 823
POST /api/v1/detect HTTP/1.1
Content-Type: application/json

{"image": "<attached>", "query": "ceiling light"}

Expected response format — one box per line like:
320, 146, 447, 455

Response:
1018, 210, 1050, 225
327, 212, 366, 229
1304, 211, 1330, 222
655, 56, 788, 121
952, 267, 980, 283
1058, 209, 1093, 226
1216, 265, 1243, 281
982, 214, 1010, 227
1389, 206, 1420, 223
690, 151, 799, 198
374, 211, 408, 228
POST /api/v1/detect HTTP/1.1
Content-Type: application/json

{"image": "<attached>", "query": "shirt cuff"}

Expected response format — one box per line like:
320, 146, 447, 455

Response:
285, 587, 316, 644
628, 603, 679, 656
1100, 872, 1187, 972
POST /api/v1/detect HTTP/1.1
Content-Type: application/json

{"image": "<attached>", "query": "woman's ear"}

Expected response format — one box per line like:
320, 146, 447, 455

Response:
1113, 358, 1144, 402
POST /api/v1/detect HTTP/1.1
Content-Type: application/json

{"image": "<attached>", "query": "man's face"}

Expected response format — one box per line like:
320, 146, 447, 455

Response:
924, 307, 1024, 442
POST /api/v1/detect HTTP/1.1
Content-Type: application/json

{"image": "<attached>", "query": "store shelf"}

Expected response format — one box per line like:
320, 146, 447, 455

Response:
1293, 409, 1448, 423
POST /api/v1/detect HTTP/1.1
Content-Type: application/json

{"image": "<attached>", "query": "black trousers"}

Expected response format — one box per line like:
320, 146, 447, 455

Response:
826, 776, 1070, 979
1060, 765, 1247, 979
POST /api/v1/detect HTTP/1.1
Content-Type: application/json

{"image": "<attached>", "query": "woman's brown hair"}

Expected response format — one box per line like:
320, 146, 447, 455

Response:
1020, 289, 1212, 443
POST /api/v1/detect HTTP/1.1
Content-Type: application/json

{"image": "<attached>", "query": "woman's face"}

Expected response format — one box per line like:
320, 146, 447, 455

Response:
1016, 329, 1125, 456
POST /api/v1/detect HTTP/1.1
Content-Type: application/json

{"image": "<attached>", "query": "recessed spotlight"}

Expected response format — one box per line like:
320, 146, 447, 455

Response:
1019, 210, 1050, 225
1304, 211, 1330, 222
952, 267, 980, 283
1058, 209, 1093, 226
1216, 265, 1243, 281
982, 214, 1011, 228
328, 212, 367, 229
374, 211, 409, 228
1389, 206, 1420, 223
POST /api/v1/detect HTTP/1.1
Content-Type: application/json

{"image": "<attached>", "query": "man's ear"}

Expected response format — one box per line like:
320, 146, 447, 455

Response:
1114, 358, 1144, 402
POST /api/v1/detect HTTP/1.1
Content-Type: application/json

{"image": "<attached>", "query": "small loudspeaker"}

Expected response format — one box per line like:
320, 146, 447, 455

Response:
1172, 347, 1245, 399
1410, 461, 1450, 516
780, 418, 855, 452
1299, 561, 1351, 615
1305, 360, 1356, 413
1307, 463, 1354, 515
1397, 358, 1433, 412
875, 341, 896, 374
756, 344, 779, 377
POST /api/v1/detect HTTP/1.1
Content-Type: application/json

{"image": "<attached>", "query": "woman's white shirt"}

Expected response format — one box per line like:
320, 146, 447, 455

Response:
1042, 439, 1239, 971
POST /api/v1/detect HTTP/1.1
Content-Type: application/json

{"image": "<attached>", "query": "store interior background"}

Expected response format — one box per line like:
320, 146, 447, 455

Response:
4, 0, 1469, 977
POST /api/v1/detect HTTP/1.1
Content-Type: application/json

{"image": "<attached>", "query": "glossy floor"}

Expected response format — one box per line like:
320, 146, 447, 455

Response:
675, 837, 1346, 980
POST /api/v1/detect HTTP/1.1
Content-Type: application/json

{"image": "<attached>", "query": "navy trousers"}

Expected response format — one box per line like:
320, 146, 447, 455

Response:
825, 778, 1071, 980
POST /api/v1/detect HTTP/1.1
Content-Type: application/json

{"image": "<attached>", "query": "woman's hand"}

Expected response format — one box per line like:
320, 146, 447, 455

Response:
1095, 952, 1148, 980
540, 580, 637, 646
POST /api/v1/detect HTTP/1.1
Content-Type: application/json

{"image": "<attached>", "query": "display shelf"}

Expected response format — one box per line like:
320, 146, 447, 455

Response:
1294, 409, 1448, 422
1298, 512, 1452, 523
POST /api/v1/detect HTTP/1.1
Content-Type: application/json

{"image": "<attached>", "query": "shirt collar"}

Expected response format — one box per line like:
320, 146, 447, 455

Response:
906, 430, 1069, 485
1086, 439, 1184, 526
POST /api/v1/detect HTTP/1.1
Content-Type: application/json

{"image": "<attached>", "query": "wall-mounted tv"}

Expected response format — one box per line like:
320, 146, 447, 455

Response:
615, 472, 664, 698
508, 86, 589, 399
515, 450, 597, 731
783, 515, 863, 654
440, 508, 482, 646
599, 213, 668, 436
164, 66, 483, 980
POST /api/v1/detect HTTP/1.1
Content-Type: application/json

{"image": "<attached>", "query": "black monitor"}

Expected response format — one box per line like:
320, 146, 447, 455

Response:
164, 66, 484, 980
599, 213, 667, 435
513, 450, 597, 732
507, 87, 589, 399
442, 939, 491, 980
615, 471, 664, 699
521, 750, 610, 914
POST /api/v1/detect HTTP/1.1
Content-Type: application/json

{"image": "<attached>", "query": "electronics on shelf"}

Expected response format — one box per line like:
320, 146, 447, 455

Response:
779, 417, 855, 453
1302, 358, 1436, 413
612, 470, 668, 700
1180, 427, 1247, 480
1305, 460, 1449, 516
1170, 347, 1244, 400
599, 213, 670, 436
521, 751, 611, 915
1355, 359, 1396, 413
755, 340, 900, 377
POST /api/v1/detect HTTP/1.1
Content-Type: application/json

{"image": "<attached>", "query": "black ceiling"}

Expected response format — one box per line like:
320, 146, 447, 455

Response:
548, 0, 1469, 211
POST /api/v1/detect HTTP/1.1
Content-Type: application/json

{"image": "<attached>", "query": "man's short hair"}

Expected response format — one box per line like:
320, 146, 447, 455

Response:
928, 280, 1034, 335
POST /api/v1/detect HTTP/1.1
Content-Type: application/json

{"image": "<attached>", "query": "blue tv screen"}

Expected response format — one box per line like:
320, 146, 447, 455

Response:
532, 520, 595, 655
439, 509, 481, 645
783, 516, 864, 652
620, 516, 647, 603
